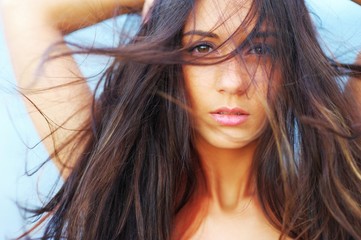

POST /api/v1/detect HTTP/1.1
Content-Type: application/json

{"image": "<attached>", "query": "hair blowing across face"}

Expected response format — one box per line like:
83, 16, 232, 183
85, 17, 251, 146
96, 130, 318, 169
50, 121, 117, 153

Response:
24, 0, 361, 239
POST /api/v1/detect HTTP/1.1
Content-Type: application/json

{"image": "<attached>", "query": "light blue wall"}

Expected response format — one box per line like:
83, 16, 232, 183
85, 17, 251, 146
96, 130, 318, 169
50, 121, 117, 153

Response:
0, 1, 360, 239
307, 0, 361, 61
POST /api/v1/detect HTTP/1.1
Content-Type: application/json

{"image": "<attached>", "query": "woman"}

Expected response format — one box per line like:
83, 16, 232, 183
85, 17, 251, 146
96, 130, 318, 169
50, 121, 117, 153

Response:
1, 0, 361, 239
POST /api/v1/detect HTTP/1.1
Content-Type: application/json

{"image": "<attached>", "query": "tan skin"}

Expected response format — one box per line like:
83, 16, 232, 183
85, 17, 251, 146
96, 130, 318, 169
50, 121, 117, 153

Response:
0, 0, 145, 178
173, 0, 282, 238
346, 51, 361, 111
344, 0, 361, 111
0, 0, 360, 239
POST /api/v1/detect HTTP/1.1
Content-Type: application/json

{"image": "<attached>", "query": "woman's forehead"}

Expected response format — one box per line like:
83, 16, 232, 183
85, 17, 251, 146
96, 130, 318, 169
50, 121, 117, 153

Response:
184, 0, 254, 34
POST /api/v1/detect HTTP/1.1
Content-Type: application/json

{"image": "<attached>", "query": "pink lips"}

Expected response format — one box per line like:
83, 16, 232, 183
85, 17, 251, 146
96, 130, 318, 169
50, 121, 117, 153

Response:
210, 107, 249, 126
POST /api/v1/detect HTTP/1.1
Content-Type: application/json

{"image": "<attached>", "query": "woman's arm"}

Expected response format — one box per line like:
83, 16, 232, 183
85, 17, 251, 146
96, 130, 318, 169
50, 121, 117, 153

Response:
344, 1, 361, 114
345, 52, 361, 111
0, 0, 144, 178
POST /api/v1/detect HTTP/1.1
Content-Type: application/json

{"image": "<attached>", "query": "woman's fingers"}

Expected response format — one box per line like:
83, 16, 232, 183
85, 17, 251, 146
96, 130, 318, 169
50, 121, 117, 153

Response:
352, 0, 361, 6
142, 0, 155, 21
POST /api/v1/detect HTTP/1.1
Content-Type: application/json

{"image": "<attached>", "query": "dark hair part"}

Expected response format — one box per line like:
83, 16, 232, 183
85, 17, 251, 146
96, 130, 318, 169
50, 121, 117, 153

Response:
253, 1, 361, 239
23, 0, 361, 239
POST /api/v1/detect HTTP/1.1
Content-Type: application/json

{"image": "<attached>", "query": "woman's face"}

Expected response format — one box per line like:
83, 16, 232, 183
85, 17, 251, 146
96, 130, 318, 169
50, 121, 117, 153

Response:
183, 0, 279, 150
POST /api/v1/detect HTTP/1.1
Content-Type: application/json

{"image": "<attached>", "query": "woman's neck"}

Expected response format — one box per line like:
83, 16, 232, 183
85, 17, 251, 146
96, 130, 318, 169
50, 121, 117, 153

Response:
172, 138, 260, 239
195, 136, 258, 213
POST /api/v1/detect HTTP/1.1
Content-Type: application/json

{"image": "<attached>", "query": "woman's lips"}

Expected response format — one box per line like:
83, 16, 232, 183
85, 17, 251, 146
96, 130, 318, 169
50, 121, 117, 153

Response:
210, 107, 249, 126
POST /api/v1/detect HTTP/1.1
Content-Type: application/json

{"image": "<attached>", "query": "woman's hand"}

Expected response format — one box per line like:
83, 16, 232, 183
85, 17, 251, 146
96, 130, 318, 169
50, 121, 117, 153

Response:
352, 0, 361, 5
1, 0, 145, 34
142, 0, 155, 20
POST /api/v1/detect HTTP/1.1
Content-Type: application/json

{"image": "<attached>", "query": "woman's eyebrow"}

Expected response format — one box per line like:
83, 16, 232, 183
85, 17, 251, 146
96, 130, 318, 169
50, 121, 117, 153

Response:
183, 30, 276, 40
183, 30, 219, 39
252, 31, 277, 39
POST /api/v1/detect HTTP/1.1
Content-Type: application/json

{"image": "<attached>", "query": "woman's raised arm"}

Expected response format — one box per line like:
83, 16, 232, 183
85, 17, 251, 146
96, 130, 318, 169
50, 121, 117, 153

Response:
345, 0, 361, 114
0, 0, 144, 178
345, 52, 361, 112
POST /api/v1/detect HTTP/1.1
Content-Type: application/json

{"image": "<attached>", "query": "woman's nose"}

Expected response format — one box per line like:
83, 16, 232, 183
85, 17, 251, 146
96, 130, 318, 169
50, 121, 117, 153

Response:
216, 58, 249, 95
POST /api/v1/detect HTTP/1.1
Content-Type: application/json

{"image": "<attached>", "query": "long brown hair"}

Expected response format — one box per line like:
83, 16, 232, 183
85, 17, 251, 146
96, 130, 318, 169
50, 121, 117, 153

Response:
23, 0, 361, 239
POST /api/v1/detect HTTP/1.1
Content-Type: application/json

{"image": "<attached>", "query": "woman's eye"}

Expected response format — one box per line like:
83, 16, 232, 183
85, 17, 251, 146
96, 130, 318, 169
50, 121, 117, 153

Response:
189, 43, 214, 55
248, 44, 273, 55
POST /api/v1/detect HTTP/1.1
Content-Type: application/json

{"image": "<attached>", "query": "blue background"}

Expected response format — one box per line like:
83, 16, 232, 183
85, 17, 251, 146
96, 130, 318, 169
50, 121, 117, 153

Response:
0, 1, 360, 238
